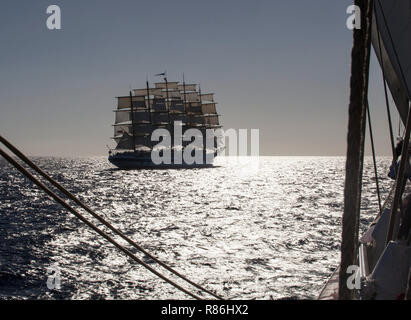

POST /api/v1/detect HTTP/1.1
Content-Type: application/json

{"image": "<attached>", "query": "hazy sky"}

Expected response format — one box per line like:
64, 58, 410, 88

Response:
0, 0, 401, 156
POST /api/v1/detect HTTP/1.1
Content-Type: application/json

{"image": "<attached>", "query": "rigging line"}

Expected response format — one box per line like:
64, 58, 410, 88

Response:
0, 135, 222, 300
366, 100, 383, 216
0, 147, 203, 300
376, 0, 411, 99
398, 118, 404, 138
399, 117, 402, 138
374, 4, 395, 158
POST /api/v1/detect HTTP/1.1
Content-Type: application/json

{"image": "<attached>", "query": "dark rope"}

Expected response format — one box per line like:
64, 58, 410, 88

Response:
0, 135, 222, 299
366, 101, 382, 216
0, 147, 204, 300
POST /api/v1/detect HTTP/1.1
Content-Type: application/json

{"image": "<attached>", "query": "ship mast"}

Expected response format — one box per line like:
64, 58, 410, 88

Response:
198, 84, 206, 152
198, 84, 203, 105
129, 90, 136, 152
163, 74, 173, 149
182, 73, 187, 113
164, 74, 172, 124
146, 80, 153, 149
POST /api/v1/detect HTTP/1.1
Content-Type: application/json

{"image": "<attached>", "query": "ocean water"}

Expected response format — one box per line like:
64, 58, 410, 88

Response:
0, 156, 393, 300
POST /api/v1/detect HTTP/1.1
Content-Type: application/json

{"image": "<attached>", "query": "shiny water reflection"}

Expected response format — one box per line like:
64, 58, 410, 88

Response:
0, 156, 392, 299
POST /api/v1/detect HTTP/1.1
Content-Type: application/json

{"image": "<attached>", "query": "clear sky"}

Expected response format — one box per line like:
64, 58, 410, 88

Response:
0, 0, 400, 156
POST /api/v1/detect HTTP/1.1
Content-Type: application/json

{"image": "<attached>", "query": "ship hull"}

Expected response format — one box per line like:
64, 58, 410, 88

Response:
108, 151, 215, 169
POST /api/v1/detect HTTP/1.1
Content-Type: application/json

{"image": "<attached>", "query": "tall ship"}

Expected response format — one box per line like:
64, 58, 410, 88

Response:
108, 76, 223, 169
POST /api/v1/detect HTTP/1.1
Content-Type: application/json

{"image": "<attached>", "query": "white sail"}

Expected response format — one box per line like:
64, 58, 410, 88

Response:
184, 92, 200, 102
373, 0, 411, 124
155, 82, 178, 90
133, 88, 163, 96
115, 110, 130, 124
117, 97, 131, 110
114, 130, 152, 149
113, 124, 131, 136
204, 115, 219, 126
114, 121, 154, 135
169, 91, 182, 99
157, 91, 167, 99
178, 84, 197, 92
157, 90, 181, 99
133, 88, 148, 96
117, 96, 146, 110
201, 103, 217, 115
200, 94, 214, 102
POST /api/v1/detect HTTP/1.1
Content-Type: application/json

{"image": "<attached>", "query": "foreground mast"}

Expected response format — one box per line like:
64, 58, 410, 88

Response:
339, 0, 374, 300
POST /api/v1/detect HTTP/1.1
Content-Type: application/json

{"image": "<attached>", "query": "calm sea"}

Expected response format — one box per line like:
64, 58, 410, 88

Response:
0, 156, 393, 299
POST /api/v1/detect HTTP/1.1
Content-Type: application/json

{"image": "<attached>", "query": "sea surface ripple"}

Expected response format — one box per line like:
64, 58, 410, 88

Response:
0, 156, 393, 299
